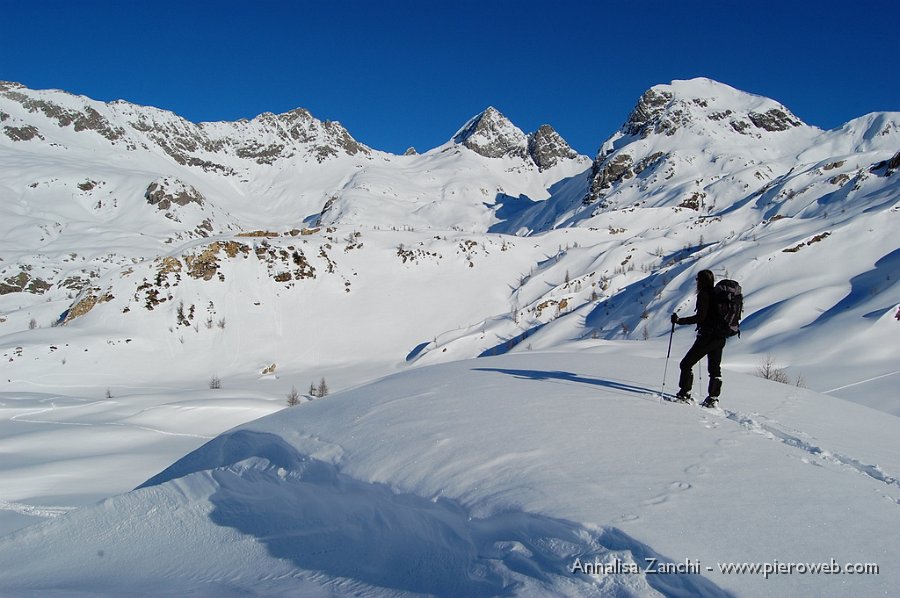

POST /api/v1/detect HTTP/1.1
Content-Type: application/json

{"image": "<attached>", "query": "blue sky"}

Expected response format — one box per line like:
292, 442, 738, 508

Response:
2, 0, 896, 156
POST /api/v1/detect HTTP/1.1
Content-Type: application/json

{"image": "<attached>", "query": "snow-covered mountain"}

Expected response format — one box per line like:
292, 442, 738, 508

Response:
0, 77, 898, 596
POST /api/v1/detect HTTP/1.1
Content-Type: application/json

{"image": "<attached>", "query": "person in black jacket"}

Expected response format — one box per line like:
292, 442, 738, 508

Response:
671, 269, 725, 408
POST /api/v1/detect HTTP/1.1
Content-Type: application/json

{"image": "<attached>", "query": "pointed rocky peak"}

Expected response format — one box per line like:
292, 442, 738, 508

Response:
527, 125, 581, 171
453, 106, 529, 160
622, 78, 808, 139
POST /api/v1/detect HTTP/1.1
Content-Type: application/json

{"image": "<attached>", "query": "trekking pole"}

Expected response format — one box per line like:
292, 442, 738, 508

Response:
698, 359, 703, 400
660, 321, 675, 401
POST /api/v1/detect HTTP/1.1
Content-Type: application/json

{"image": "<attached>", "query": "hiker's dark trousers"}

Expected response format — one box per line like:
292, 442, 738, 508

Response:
679, 334, 726, 398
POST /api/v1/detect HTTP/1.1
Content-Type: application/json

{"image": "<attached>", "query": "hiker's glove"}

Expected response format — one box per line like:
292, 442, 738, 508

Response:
670, 313, 680, 325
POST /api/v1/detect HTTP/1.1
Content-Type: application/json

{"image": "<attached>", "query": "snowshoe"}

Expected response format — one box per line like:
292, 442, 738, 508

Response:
674, 391, 693, 404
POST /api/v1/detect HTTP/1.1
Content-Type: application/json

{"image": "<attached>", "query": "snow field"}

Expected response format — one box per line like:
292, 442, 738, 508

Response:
0, 349, 896, 596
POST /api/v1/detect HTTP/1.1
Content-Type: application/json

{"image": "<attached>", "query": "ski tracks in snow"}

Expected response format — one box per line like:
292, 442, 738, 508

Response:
605, 379, 897, 508
7, 399, 214, 440
1, 395, 213, 525
823, 369, 900, 394
657, 389, 900, 503
0, 500, 74, 520
711, 404, 900, 497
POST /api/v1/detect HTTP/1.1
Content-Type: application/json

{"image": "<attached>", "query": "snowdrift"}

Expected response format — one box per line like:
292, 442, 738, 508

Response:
0, 349, 896, 596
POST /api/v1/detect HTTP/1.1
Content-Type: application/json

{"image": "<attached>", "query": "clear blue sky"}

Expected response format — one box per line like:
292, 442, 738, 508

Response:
2, 0, 896, 156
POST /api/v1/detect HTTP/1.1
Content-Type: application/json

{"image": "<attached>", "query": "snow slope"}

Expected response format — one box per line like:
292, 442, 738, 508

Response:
0, 349, 896, 596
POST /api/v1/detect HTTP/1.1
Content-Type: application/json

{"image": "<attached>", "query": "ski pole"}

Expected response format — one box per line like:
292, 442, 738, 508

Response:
661, 320, 675, 400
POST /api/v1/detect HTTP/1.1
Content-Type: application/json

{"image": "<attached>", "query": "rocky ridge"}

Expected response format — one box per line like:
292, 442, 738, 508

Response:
0, 81, 372, 171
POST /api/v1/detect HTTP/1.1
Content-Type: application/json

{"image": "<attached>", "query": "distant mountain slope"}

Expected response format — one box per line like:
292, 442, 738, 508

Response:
0, 80, 372, 166
0, 82, 589, 294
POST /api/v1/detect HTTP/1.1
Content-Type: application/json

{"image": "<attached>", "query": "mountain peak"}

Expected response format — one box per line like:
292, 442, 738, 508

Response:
623, 78, 808, 139
452, 106, 529, 160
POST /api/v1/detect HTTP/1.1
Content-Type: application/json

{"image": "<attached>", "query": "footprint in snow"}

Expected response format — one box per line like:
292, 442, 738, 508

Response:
641, 481, 692, 506
613, 513, 640, 523
684, 463, 710, 477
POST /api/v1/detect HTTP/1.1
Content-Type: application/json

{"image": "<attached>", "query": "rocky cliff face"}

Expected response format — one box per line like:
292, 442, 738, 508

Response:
623, 88, 674, 138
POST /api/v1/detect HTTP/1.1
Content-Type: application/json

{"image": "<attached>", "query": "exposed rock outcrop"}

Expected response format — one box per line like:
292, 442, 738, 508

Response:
527, 125, 581, 171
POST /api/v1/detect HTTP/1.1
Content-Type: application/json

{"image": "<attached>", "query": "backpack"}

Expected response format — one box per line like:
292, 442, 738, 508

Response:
711, 279, 743, 337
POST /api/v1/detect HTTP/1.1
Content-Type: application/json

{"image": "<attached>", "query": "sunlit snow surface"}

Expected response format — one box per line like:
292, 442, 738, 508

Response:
0, 349, 897, 596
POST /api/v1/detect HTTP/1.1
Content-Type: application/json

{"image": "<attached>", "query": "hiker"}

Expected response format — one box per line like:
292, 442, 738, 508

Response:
670, 269, 726, 408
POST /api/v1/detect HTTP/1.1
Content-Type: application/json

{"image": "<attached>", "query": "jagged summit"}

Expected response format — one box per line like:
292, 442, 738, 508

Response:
452, 106, 529, 160
452, 107, 586, 171
621, 77, 810, 140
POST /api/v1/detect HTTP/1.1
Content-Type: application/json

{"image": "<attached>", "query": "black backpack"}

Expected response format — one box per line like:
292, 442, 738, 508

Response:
711, 279, 743, 337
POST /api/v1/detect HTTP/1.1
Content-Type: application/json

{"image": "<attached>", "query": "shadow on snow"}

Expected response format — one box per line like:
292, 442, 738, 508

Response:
146, 430, 732, 597
473, 367, 660, 398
